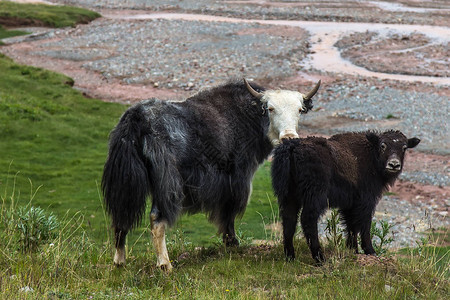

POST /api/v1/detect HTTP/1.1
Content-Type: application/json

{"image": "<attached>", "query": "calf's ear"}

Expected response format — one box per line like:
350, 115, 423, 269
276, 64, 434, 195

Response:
407, 137, 420, 149
366, 132, 379, 146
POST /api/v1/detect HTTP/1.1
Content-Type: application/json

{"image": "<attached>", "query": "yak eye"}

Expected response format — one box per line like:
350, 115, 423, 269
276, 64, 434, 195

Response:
299, 107, 306, 114
380, 143, 387, 151
268, 107, 275, 113
402, 145, 407, 152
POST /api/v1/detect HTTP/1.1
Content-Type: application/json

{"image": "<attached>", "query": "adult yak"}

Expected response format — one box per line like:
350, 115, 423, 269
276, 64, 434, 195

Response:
102, 78, 321, 271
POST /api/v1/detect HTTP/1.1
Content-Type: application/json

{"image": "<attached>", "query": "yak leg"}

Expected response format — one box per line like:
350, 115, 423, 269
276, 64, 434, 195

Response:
346, 229, 358, 253
280, 195, 301, 261
340, 210, 359, 253
221, 179, 254, 247
113, 228, 128, 266
222, 218, 239, 247
360, 214, 376, 255
151, 213, 172, 272
300, 206, 324, 263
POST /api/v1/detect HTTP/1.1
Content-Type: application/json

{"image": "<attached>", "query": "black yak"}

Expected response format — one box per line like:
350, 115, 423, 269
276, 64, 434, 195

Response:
102, 79, 321, 270
271, 130, 420, 263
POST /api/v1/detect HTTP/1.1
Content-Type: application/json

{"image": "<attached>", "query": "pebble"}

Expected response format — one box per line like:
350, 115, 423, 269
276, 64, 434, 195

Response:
35, 18, 308, 89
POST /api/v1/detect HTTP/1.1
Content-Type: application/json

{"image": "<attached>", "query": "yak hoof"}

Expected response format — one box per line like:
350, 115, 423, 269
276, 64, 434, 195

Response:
224, 236, 239, 247
285, 254, 295, 262
113, 248, 126, 266
157, 262, 173, 273
313, 251, 326, 266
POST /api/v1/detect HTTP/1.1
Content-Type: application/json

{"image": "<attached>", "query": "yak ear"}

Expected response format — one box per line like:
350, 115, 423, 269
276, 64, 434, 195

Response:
407, 137, 420, 149
366, 132, 379, 146
303, 98, 313, 112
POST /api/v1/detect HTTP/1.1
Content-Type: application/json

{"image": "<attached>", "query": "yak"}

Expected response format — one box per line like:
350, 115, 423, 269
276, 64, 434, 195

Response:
271, 130, 420, 263
102, 78, 321, 271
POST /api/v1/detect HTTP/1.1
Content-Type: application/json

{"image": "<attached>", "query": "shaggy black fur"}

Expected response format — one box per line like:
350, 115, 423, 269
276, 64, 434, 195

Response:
271, 130, 420, 263
102, 80, 273, 249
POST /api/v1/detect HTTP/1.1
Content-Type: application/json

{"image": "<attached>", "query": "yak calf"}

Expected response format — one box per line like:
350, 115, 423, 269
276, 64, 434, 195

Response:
271, 130, 420, 263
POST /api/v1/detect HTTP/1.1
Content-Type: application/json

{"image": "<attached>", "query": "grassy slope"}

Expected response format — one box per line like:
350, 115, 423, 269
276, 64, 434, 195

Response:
0, 53, 124, 242
0, 1, 100, 28
0, 24, 27, 44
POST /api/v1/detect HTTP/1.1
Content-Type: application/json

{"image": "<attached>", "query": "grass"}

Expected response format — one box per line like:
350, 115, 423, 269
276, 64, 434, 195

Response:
0, 24, 27, 44
0, 1, 101, 28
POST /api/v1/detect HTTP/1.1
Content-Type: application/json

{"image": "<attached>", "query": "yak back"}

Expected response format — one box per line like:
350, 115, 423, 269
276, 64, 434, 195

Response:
183, 79, 272, 165
134, 80, 272, 219
274, 132, 385, 209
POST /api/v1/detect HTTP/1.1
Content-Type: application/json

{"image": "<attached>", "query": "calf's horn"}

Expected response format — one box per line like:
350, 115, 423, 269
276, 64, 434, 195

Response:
303, 80, 321, 100
244, 78, 263, 99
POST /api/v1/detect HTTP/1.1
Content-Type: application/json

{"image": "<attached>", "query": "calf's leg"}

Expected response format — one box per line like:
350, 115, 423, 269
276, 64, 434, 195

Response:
340, 210, 359, 253
300, 207, 324, 263
280, 196, 301, 261
360, 215, 376, 255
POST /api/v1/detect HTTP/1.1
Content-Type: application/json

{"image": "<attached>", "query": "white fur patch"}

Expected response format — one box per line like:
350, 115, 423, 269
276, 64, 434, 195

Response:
262, 90, 305, 142
113, 247, 126, 266
151, 220, 173, 272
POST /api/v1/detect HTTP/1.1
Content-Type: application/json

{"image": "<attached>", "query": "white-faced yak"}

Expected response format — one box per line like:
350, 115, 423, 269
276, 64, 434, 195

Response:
102, 78, 321, 271
271, 130, 420, 263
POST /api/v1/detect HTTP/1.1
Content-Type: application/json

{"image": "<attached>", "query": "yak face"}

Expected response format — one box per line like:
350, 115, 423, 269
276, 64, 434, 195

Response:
366, 131, 420, 176
263, 90, 309, 143
244, 79, 320, 145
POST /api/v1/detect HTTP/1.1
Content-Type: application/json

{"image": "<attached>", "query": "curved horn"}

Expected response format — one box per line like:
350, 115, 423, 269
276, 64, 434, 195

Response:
244, 78, 263, 99
303, 80, 321, 100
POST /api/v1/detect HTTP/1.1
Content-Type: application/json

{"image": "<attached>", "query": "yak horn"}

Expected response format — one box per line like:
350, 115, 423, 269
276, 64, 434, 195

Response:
244, 78, 263, 99
303, 80, 321, 100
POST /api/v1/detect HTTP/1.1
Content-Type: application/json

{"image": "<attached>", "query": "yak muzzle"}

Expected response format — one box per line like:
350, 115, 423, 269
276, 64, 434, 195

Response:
386, 158, 401, 172
279, 130, 299, 141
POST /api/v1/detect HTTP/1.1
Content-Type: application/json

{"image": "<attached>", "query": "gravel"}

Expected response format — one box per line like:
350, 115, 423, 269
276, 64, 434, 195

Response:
34, 18, 309, 90
50, 0, 450, 25
304, 84, 450, 154
317, 195, 449, 250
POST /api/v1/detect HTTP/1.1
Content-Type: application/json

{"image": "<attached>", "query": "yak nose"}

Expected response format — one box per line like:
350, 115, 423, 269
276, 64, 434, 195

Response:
279, 130, 299, 141
387, 159, 401, 171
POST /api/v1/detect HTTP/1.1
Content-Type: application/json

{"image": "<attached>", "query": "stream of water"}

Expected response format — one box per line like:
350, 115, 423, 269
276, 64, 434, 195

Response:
106, 12, 450, 85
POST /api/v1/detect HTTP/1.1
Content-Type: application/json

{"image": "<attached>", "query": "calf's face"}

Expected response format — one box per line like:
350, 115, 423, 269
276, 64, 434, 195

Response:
245, 79, 320, 144
366, 131, 420, 175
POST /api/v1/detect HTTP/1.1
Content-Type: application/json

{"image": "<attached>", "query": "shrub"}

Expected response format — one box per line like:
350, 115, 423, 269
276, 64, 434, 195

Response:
6, 205, 59, 252
371, 219, 394, 255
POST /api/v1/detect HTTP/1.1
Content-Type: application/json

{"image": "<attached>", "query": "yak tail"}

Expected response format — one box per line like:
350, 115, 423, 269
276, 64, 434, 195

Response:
271, 142, 295, 202
102, 107, 150, 232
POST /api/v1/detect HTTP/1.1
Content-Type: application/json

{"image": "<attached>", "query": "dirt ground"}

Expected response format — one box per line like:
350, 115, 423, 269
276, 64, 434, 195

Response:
336, 32, 449, 77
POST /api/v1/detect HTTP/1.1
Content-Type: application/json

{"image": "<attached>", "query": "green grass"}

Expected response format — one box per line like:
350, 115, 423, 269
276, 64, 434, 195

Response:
0, 53, 124, 243
0, 1, 101, 28
0, 24, 27, 44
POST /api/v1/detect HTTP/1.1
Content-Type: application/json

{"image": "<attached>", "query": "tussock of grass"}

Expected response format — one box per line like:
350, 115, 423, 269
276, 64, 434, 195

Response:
0, 1, 101, 28
0, 24, 27, 44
